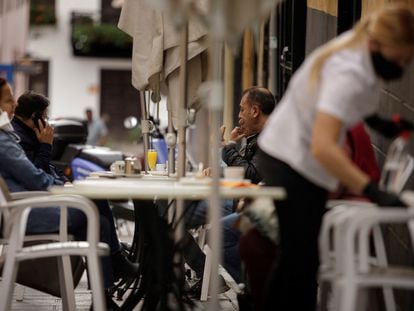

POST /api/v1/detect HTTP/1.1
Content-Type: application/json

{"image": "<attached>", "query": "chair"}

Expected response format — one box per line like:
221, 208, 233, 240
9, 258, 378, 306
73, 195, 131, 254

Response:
0, 190, 77, 302
319, 201, 414, 311
318, 148, 414, 311
327, 205, 414, 311
0, 177, 110, 311
196, 224, 240, 302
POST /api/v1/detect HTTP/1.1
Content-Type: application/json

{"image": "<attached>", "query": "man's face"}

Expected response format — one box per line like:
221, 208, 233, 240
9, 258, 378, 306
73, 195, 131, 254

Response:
238, 94, 255, 136
86, 111, 92, 122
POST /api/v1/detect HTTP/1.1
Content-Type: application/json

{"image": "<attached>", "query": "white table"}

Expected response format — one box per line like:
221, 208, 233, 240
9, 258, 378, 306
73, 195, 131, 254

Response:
49, 178, 285, 201
49, 178, 285, 308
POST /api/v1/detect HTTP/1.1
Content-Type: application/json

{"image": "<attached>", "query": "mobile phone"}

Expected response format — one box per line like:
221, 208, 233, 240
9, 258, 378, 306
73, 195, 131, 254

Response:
32, 111, 46, 129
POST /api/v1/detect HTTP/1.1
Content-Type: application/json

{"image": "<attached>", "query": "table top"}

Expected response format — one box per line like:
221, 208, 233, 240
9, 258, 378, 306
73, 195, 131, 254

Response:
49, 178, 286, 200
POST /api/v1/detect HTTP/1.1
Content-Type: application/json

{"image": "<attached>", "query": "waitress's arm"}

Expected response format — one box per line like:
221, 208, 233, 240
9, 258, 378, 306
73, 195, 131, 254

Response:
311, 111, 370, 194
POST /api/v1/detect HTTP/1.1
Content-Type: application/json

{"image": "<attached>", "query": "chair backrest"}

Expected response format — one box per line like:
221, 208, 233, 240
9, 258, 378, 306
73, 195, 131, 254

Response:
0, 176, 12, 239
0, 176, 11, 203
379, 139, 414, 194
391, 154, 414, 193
0, 175, 87, 298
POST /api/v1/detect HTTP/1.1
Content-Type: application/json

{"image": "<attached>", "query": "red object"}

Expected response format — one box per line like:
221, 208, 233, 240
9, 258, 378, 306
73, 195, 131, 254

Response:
331, 122, 381, 200
347, 122, 380, 183
392, 114, 401, 123
392, 114, 411, 139
239, 228, 278, 309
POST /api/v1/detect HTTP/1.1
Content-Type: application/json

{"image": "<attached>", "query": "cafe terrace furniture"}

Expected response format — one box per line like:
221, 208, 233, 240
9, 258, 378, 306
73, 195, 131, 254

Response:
0, 177, 110, 311
50, 178, 285, 309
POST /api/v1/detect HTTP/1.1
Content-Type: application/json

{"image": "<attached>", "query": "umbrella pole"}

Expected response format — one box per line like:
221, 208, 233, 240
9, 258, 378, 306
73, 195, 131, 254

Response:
166, 98, 176, 176
140, 91, 150, 173
207, 0, 225, 308
269, 7, 277, 94
176, 20, 188, 180
173, 19, 189, 294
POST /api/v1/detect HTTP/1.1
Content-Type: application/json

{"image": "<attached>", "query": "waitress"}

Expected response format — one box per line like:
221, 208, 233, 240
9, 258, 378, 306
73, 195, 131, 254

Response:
257, 3, 414, 310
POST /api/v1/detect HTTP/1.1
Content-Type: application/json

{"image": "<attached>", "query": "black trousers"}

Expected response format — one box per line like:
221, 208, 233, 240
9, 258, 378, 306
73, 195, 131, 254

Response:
257, 149, 328, 311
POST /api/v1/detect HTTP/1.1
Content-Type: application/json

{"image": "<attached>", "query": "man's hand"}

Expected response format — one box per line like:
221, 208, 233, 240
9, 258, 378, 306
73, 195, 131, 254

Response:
236, 198, 245, 213
202, 167, 212, 177
35, 120, 54, 145
220, 124, 246, 147
220, 125, 226, 142
229, 126, 245, 142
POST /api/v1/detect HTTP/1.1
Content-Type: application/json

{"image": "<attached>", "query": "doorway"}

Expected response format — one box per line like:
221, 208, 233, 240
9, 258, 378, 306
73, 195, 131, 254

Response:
100, 69, 141, 143
337, 0, 361, 34
273, 0, 307, 100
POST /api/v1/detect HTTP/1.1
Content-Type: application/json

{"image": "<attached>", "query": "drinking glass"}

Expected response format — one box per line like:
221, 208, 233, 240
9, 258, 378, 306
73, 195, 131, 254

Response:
147, 149, 157, 171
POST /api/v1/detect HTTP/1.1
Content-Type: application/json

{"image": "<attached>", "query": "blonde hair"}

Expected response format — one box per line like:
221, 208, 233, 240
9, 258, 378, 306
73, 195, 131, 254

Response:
309, 3, 414, 87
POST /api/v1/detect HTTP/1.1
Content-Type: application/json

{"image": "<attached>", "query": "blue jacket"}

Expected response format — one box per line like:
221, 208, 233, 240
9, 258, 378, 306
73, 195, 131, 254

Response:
11, 118, 68, 183
0, 129, 62, 192
11, 117, 53, 172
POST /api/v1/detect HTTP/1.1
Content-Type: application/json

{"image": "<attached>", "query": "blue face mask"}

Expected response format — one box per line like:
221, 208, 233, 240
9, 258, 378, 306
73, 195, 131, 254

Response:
370, 51, 404, 81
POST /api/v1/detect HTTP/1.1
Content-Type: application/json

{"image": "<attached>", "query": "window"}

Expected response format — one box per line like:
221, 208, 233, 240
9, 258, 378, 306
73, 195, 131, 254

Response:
30, 0, 56, 26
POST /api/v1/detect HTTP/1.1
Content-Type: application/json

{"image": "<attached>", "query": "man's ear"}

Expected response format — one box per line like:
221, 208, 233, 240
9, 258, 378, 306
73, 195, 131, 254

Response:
251, 104, 260, 118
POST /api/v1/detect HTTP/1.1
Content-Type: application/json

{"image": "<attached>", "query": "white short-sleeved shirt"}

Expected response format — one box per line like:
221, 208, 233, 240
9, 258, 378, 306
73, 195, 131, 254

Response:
258, 32, 380, 191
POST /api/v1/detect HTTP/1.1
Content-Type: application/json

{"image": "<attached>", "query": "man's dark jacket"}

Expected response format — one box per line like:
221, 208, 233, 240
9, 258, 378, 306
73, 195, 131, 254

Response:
221, 133, 261, 184
11, 117, 68, 182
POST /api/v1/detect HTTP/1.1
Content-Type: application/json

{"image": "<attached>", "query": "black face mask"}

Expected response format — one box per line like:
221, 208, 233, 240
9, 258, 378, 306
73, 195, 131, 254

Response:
370, 51, 404, 81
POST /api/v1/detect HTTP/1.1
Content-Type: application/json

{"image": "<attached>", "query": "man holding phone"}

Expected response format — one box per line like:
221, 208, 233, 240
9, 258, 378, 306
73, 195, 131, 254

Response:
11, 91, 65, 182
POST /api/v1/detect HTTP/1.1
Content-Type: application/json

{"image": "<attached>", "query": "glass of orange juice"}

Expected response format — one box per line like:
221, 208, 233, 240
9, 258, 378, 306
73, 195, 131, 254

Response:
147, 149, 158, 171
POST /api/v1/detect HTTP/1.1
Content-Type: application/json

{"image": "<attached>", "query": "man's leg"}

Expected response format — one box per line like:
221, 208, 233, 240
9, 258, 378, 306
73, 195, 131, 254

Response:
222, 213, 241, 283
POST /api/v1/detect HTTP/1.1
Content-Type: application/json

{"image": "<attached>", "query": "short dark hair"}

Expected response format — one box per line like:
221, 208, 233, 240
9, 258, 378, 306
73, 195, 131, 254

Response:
242, 86, 276, 115
15, 91, 49, 119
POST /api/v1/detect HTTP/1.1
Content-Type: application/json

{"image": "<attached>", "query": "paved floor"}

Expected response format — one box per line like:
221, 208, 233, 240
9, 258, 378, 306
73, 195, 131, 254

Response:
8, 274, 239, 310
4, 220, 239, 310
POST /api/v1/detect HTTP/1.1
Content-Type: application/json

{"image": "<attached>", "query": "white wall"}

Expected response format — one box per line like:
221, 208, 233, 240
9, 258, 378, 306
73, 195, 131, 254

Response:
0, 0, 29, 63
27, 0, 132, 119
0, 0, 30, 96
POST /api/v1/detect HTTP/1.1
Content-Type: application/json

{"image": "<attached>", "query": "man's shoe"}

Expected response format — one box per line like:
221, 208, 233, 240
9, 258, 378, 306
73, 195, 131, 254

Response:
111, 251, 139, 281
188, 274, 230, 298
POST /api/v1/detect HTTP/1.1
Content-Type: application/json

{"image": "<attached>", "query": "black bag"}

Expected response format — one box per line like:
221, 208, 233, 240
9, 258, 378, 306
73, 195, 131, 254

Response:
0, 240, 85, 297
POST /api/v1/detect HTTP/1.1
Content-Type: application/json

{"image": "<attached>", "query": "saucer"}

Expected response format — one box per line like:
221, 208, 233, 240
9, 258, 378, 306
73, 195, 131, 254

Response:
89, 171, 142, 179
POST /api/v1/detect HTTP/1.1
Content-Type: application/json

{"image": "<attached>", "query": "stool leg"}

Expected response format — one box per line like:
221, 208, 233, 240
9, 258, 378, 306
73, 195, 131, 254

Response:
14, 284, 25, 302
0, 254, 19, 311
372, 226, 396, 311
340, 280, 358, 311
200, 245, 211, 301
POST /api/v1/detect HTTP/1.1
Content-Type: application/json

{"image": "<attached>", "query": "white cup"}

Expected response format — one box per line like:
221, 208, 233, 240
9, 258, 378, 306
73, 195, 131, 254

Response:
223, 166, 245, 180
110, 160, 125, 174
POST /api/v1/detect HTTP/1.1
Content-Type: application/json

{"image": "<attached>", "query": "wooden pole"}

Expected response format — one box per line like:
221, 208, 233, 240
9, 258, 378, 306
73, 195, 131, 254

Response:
242, 29, 254, 90
223, 44, 234, 140
257, 21, 266, 86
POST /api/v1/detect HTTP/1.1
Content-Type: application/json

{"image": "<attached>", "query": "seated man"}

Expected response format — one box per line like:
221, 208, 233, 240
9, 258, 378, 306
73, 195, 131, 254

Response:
12, 91, 67, 182
183, 86, 276, 291
0, 81, 135, 310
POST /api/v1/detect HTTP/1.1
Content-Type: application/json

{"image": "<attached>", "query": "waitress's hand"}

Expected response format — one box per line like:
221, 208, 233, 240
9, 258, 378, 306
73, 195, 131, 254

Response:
362, 181, 407, 207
